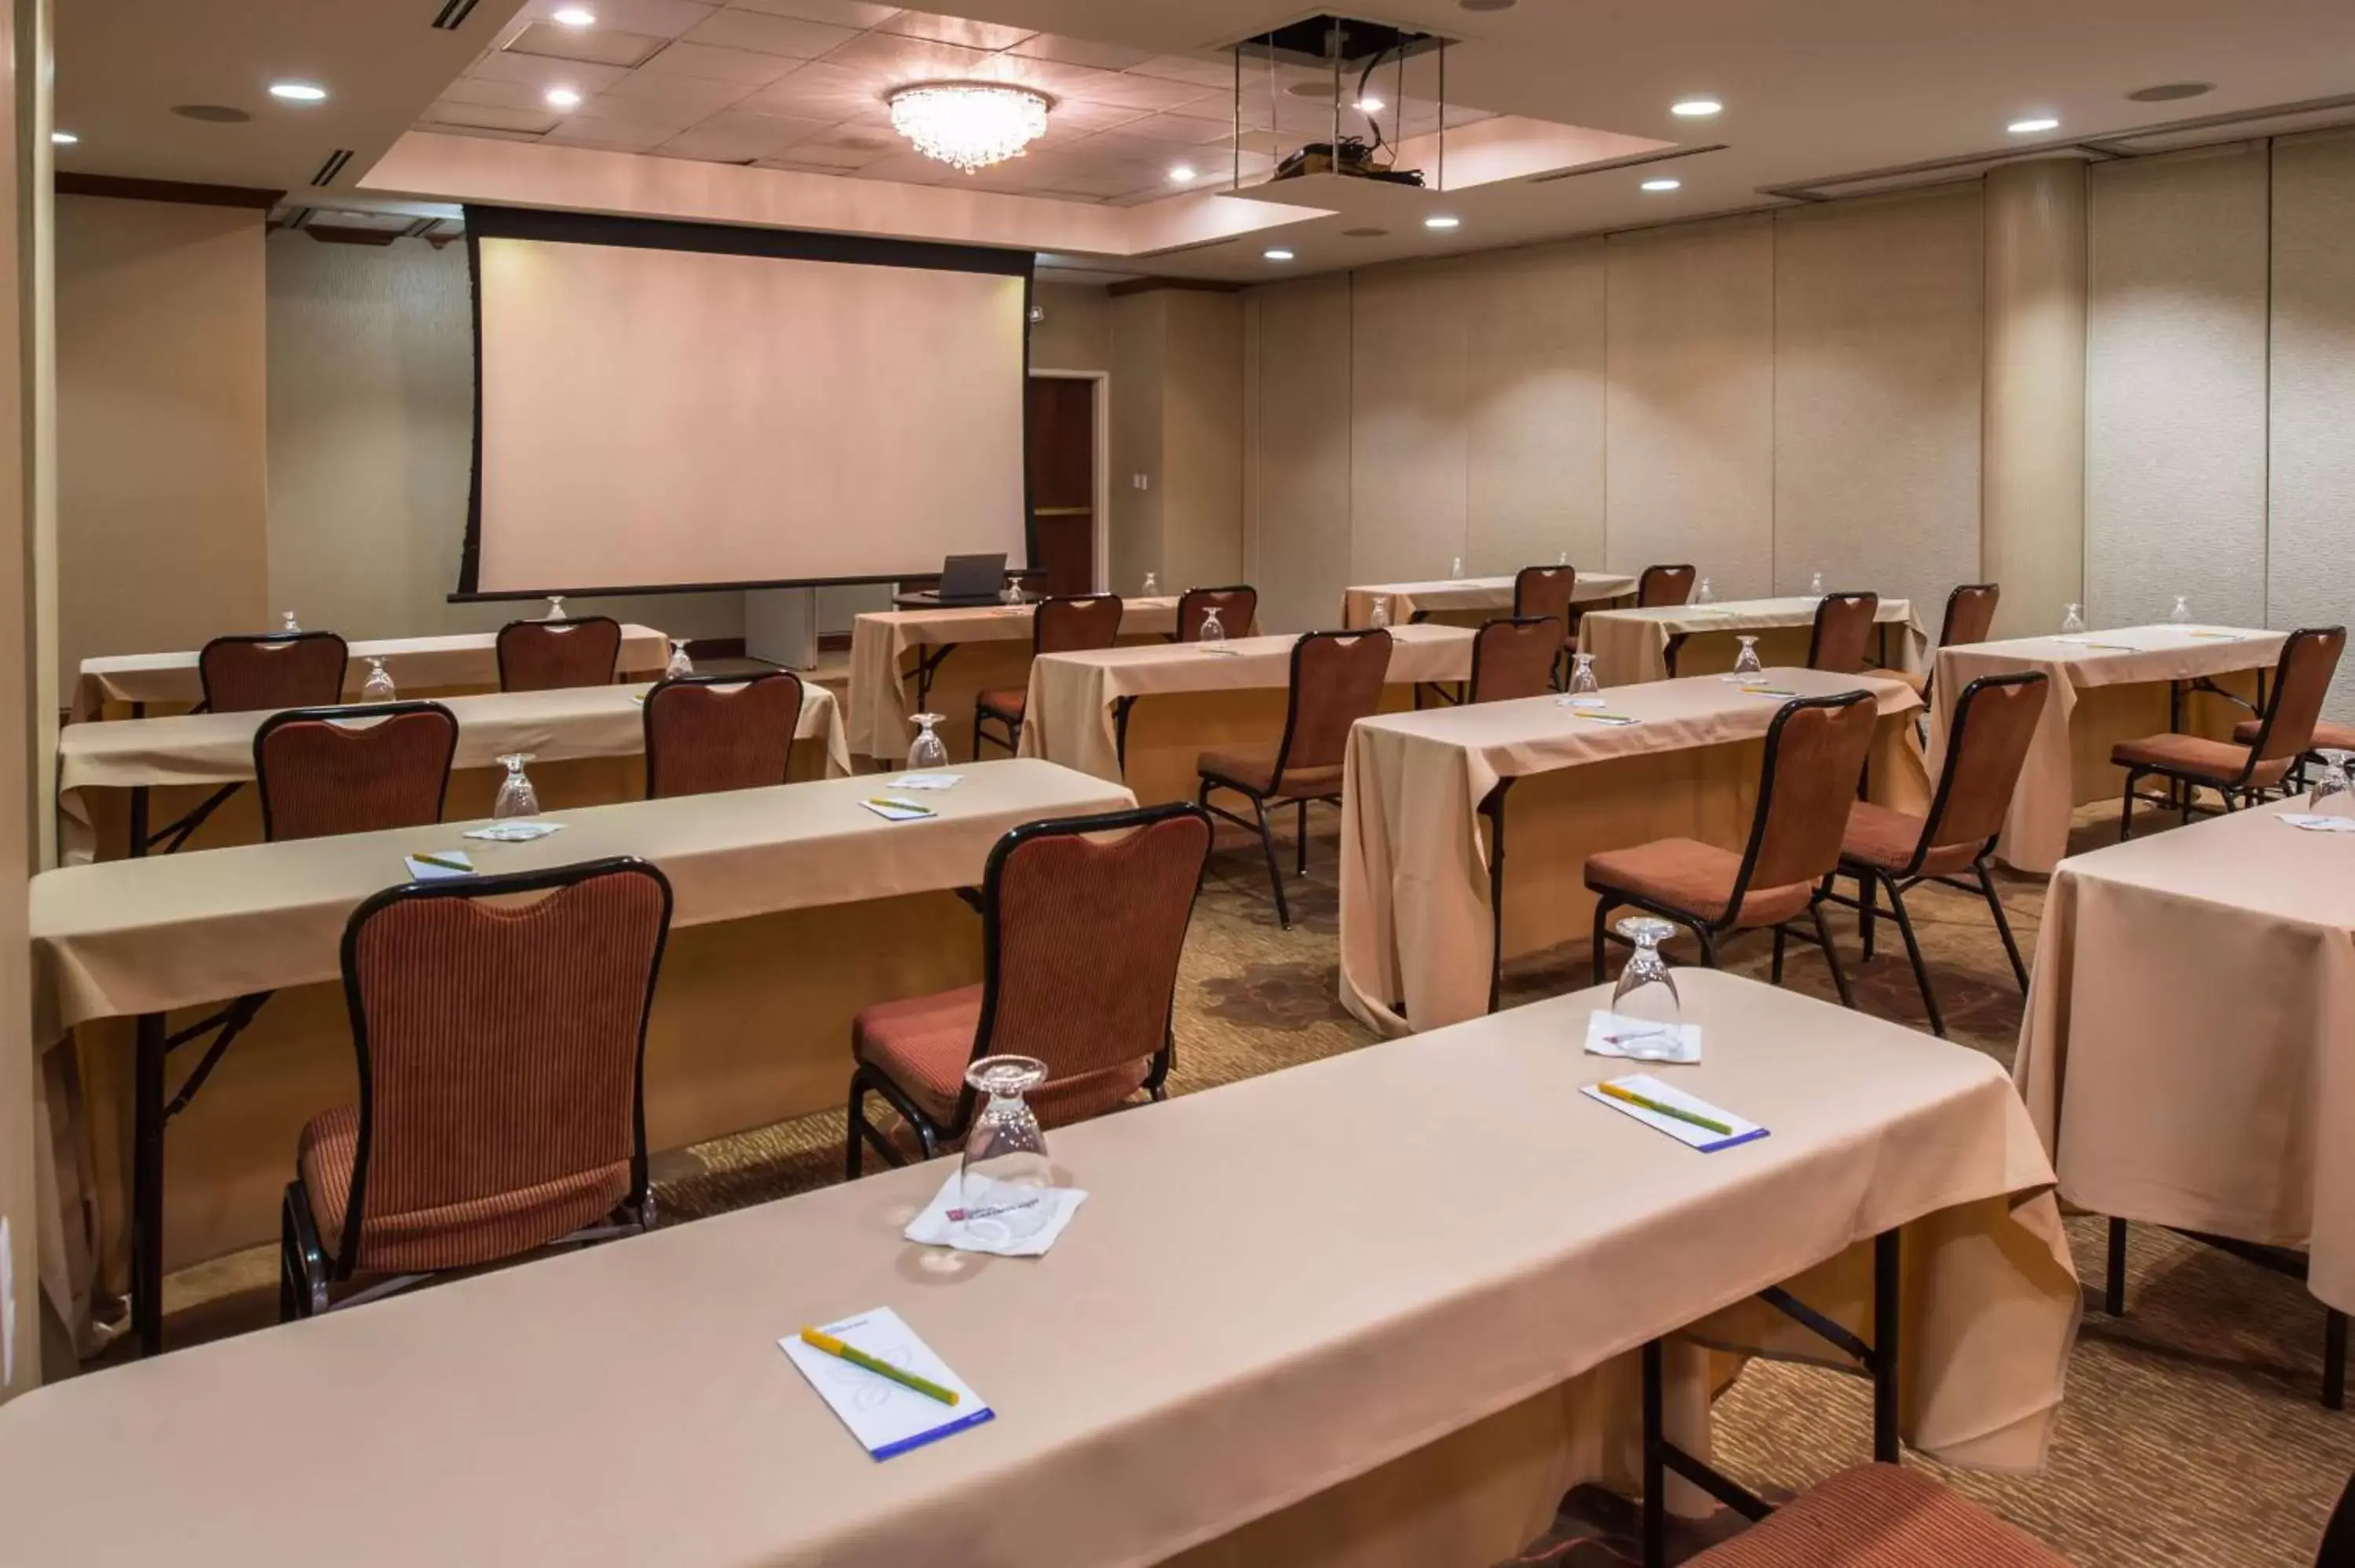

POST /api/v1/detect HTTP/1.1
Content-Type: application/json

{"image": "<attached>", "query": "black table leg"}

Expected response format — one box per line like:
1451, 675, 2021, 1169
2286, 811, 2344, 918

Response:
1873, 1227, 1901, 1462
129, 786, 149, 861
134, 1011, 166, 1355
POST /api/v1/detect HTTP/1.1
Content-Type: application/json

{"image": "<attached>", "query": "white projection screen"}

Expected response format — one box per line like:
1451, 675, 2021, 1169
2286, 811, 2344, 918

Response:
462, 207, 1031, 596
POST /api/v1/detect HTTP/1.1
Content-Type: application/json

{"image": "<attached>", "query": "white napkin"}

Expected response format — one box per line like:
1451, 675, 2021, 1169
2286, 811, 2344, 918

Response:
903, 1169, 1087, 1258
464, 820, 564, 842
891, 773, 962, 790
2280, 813, 2355, 833
1557, 695, 1608, 709
1584, 1008, 1703, 1064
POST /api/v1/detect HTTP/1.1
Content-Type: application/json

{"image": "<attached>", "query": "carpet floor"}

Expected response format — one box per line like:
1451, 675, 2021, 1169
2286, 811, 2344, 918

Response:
137, 797, 2353, 1566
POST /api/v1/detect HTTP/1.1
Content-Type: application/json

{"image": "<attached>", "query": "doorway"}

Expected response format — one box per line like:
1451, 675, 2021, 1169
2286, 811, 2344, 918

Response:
1026, 372, 1105, 596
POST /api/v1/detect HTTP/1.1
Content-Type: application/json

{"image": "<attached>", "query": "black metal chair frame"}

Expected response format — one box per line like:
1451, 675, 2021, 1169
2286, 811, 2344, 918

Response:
281, 857, 673, 1322
642, 669, 804, 797
1636, 563, 1696, 609
2118, 626, 2342, 841
1817, 673, 2042, 1038
974, 593, 1121, 759
1196, 629, 1388, 931
495, 614, 623, 691
845, 802, 1210, 1177
1586, 693, 1868, 1008
253, 701, 459, 844
1170, 584, 1258, 644
2103, 1218, 2347, 1411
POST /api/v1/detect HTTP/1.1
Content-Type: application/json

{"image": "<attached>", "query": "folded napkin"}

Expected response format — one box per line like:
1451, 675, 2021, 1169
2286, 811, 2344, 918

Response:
1584, 1008, 1702, 1065
904, 1168, 1088, 1258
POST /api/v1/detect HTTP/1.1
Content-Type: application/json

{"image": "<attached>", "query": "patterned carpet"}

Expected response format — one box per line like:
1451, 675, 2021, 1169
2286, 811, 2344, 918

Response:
144, 799, 2354, 1566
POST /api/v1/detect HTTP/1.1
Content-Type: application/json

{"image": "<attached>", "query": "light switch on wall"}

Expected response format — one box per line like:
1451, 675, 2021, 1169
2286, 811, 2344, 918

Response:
1130, 473, 1150, 490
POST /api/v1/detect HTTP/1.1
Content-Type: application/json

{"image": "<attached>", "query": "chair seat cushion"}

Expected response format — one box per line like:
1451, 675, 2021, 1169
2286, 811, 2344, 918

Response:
2110, 731, 2286, 787
1197, 742, 1343, 800
1689, 1464, 2067, 1566
1583, 837, 1813, 928
977, 688, 1028, 724
298, 1103, 631, 1274
2233, 717, 2355, 751
1838, 802, 1978, 878
853, 984, 1150, 1130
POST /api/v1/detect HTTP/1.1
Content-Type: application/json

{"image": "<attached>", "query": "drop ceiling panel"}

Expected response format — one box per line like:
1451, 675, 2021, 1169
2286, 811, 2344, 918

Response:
506, 23, 670, 68
680, 9, 863, 59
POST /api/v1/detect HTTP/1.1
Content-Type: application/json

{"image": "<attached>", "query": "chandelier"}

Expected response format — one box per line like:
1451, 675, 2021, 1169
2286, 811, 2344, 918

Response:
887, 82, 1052, 173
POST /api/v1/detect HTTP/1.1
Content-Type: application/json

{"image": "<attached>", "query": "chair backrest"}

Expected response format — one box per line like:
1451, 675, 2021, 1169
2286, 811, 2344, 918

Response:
969, 804, 1213, 1114
1469, 617, 1561, 705
1731, 692, 1879, 899
199, 632, 349, 714
254, 702, 459, 842
497, 616, 623, 692
1034, 593, 1125, 656
1174, 585, 1257, 643
1638, 564, 1696, 607
334, 857, 672, 1277
1915, 673, 2050, 865
2244, 625, 2349, 774
1512, 565, 1576, 644
1939, 582, 2001, 649
1272, 629, 1393, 788
1807, 591, 1881, 674
642, 670, 805, 800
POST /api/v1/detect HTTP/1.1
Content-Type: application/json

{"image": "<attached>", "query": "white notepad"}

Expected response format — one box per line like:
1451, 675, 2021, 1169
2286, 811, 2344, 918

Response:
403, 850, 473, 881
1582, 1073, 1766, 1153
781, 1307, 994, 1460
860, 796, 937, 822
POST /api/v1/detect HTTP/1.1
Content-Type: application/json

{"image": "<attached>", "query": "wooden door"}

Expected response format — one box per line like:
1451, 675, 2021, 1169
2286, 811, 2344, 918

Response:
1027, 376, 1095, 596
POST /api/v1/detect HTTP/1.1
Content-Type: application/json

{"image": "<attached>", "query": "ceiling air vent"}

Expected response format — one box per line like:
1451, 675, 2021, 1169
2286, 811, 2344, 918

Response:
311, 148, 355, 188
431, 0, 488, 30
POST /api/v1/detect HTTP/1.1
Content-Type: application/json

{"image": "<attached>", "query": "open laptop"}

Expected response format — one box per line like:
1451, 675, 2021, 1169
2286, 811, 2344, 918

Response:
896, 552, 1009, 608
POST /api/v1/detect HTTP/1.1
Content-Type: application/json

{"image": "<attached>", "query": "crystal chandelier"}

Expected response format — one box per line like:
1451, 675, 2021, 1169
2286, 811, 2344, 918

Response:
887, 82, 1052, 173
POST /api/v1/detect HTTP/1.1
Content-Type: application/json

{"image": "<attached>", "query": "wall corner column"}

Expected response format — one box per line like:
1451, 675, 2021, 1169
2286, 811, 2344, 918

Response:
1981, 159, 2087, 638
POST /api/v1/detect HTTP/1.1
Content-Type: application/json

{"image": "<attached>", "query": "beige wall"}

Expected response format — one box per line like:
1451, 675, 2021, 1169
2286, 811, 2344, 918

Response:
56, 196, 268, 695
1108, 288, 1243, 598
1028, 281, 1111, 373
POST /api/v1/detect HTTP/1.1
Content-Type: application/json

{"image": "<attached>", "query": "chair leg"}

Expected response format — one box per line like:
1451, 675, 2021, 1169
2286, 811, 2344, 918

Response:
1978, 862, 2031, 993
1253, 796, 1292, 930
845, 1074, 870, 1180
1296, 798, 1309, 876
1857, 868, 1878, 961
2119, 768, 2141, 843
1770, 925, 1787, 983
278, 1192, 298, 1325
1879, 873, 1943, 1037
1590, 895, 1616, 985
1809, 899, 1856, 1009
1692, 924, 1718, 968
2105, 1217, 2127, 1315
2328, 1311, 2348, 1412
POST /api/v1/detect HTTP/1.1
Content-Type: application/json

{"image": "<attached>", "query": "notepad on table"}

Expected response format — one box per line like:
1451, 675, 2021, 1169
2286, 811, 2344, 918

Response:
781, 1307, 994, 1460
1195, 645, 1245, 657
891, 773, 962, 790
862, 795, 937, 822
1572, 711, 1640, 727
403, 849, 474, 881
1582, 1073, 1765, 1153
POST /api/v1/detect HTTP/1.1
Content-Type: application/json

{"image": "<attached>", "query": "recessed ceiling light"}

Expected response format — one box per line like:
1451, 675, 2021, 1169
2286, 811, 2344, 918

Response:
269, 82, 328, 104
1168, 162, 1196, 184
1424, 213, 1460, 230
1264, 248, 1295, 261
1459, 0, 1517, 9
174, 103, 254, 122
1354, 95, 1385, 113
553, 5, 596, 24
2007, 115, 2060, 134
546, 86, 582, 108
2127, 82, 2213, 104
49, 130, 75, 145
1641, 177, 1681, 191
1670, 98, 1722, 118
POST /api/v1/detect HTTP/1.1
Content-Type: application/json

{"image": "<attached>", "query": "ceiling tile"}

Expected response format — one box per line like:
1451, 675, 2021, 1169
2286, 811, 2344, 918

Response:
1005, 34, 1155, 71
851, 148, 958, 184
659, 108, 838, 160
441, 76, 565, 111
1033, 190, 1110, 205
736, 62, 882, 118
567, 90, 708, 129
754, 159, 853, 176
543, 118, 677, 151
1110, 112, 1234, 146
555, 0, 721, 38
425, 100, 563, 134
466, 51, 632, 93
1037, 97, 1148, 133
766, 138, 893, 168
423, 122, 550, 144
681, 9, 859, 58
506, 22, 670, 67
1057, 72, 1216, 111
598, 67, 762, 111
1126, 54, 1235, 89
728, 0, 900, 24
878, 10, 1035, 51
637, 40, 803, 86
795, 122, 900, 155
818, 30, 995, 79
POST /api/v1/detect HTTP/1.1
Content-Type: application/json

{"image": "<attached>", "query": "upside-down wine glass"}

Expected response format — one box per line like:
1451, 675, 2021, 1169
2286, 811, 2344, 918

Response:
544, 595, 566, 622
1694, 577, 1715, 606
958, 1056, 1053, 1244
1000, 577, 1025, 607
1569, 652, 1601, 699
907, 713, 949, 772
281, 611, 301, 634
1198, 606, 1227, 645
1608, 917, 1685, 1060
1807, 571, 1825, 601
2170, 595, 2193, 625
666, 638, 694, 680
1141, 570, 1158, 596
1730, 636, 1764, 681
1368, 594, 1392, 630
360, 657, 396, 703
2060, 603, 2087, 635
2311, 750, 2355, 819
1451, 556, 1465, 581
493, 753, 539, 819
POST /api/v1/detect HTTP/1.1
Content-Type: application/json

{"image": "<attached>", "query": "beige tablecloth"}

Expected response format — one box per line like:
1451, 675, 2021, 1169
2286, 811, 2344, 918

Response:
2016, 797, 2355, 1312
0, 970, 2076, 1568
1928, 625, 2287, 874
1017, 624, 1475, 802
1578, 597, 1926, 687
846, 597, 1182, 764
71, 625, 673, 720
1341, 572, 1638, 629
1340, 669, 1930, 1034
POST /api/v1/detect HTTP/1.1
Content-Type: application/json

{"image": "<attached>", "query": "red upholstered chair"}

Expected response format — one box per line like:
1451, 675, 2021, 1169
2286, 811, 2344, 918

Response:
2114, 625, 2346, 839
496, 615, 623, 691
1197, 629, 1392, 929
845, 803, 1212, 1176
1586, 691, 1876, 1004
644, 669, 805, 798
1174, 584, 1258, 643
974, 593, 1123, 758
1827, 672, 2047, 1036
1467, 616, 1562, 705
1513, 563, 1577, 684
1807, 591, 1881, 675
279, 857, 673, 1319
1893, 582, 2000, 702
1638, 563, 1696, 607
199, 632, 349, 713
1683, 1464, 2068, 1567
254, 702, 460, 842
2230, 715, 2355, 789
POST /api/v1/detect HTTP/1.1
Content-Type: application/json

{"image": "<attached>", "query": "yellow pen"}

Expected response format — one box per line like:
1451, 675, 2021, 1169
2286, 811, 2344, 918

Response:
1595, 1079, 1734, 1136
798, 1326, 959, 1406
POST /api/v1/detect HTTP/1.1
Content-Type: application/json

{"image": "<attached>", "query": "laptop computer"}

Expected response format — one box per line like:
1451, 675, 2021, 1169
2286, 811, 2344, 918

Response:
897, 552, 1009, 608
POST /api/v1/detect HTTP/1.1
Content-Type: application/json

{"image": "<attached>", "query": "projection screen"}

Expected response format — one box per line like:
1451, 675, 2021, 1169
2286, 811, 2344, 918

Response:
461, 206, 1031, 597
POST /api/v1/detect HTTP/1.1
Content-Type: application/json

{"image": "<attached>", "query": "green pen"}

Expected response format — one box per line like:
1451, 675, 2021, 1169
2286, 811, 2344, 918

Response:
411, 852, 471, 873
1596, 1080, 1734, 1136
798, 1326, 958, 1406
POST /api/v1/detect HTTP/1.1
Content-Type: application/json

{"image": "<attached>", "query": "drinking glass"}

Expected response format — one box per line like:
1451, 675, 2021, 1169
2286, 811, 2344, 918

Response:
2170, 595, 2193, 625
1807, 571, 1825, 600
666, 638, 694, 680
544, 595, 565, 622
2311, 750, 2355, 818
1368, 594, 1392, 630
1694, 577, 1715, 606
1569, 652, 1601, 698
907, 713, 949, 771
1608, 917, 1685, 1060
1000, 578, 1025, 607
1199, 606, 1227, 645
281, 611, 301, 634
2060, 603, 2087, 635
360, 657, 396, 703
958, 1056, 1053, 1244
1141, 570, 1159, 596
1730, 636, 1764, 680
493, 753, 539, 819
1450, 556, 1465, 580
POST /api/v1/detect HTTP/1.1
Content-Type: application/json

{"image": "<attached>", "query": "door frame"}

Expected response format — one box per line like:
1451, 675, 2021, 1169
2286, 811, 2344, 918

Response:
1028, 366, 1111, 593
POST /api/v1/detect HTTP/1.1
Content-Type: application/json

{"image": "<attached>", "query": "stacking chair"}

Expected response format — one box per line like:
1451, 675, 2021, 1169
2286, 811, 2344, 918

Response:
974, 593, 1123, 758
644, 669, 805, 798
1893, 582, 2000, 702
1680, 1464, 2068, 1568
1467, 616, 1561, 704
199, 631, 349, 713
254, 702, 460, 842
1174, 584, 1258, 643
1825, 673, 2046, 1036
2113, 625, 2346, 840
1638, 563, 1696, 607
497, 614, 623, 691
845, 803, 1212, 1176
1196, 629, 1391, 929
2231, 715, 2355, 789
1807, 591, 1881, 675
1586, 691, 1876, 1004
280, 857, 673, 1320
1513, 564, 1576, 684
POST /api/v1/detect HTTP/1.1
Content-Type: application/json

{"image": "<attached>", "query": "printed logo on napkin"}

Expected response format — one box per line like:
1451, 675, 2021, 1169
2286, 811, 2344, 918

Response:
1585, 1008, 1702, 1064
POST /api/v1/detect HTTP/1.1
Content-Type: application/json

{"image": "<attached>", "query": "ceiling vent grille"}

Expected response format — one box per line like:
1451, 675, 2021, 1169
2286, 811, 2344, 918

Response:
311, 148, 355, 187
430, 0, 487, 31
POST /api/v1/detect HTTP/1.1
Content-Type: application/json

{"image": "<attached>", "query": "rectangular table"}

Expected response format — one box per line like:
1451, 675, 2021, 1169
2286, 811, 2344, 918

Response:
1017, 624, 1476, 804
72, 625, 674, 721
0, 971, 2076, 1568
1928, 625, 2287, 874
1578, 597, 1926, 687
2016, 798, 2355, 1343
846, 597, 1183, 766
56, 681, 853, 862
1341, 571, 1638, 630
1340, 669, 1930, 1034
31, 758, 1135, 1355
